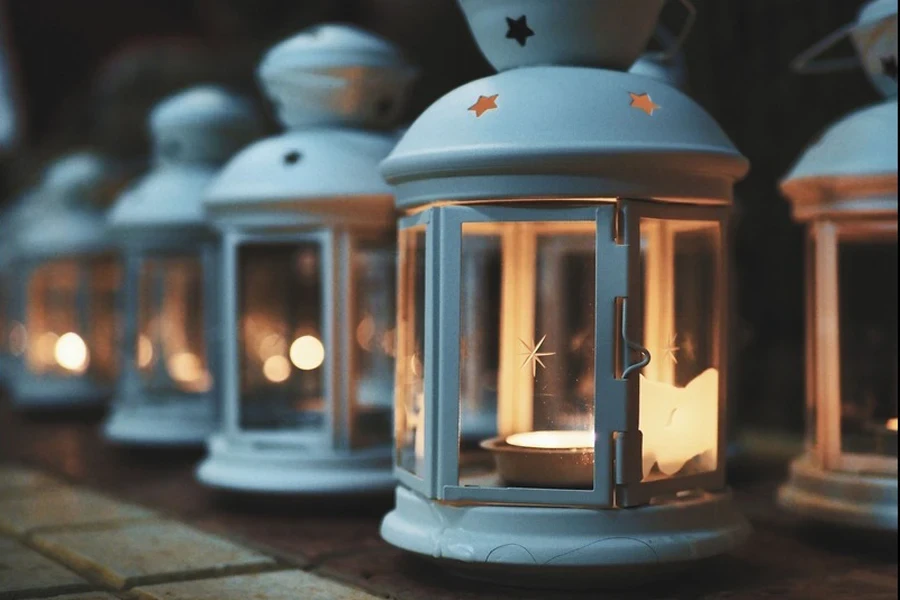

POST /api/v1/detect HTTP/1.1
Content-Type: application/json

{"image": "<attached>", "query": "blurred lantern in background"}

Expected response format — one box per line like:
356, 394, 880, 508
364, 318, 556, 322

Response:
0, 187, 37, 389
379, 0, 751, 585
102, 86, 261, 446
778, 0, 898, 532
6, 152, 128, 410
196, 24, 416, 495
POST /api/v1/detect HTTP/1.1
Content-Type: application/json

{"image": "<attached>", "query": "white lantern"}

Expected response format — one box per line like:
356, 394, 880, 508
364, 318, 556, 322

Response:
196, 24, 416, 494
102, 86, 261, 446
778, 0, 898, 532
379, 0, 751, 586
6, 153, 127, 410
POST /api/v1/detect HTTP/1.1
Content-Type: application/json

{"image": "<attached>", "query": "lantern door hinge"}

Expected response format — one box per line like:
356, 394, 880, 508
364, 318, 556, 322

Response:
614, 430, 643, 485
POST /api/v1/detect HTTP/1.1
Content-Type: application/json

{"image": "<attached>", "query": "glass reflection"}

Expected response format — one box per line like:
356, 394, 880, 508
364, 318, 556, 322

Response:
639, 219, 721, 480
238, 243, 325, 430
136, 255, 210, 396
838, 237, 898, 459
396, 227, 426, 475
352, 241, 396, 448
457, 221, 596, 489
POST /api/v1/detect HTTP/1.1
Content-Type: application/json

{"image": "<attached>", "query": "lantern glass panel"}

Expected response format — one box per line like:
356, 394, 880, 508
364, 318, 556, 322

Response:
638, 218, 721, 481
396, 226, 426, 475
837, 235, 898, 458
25, 256, 119, 380
136, 255, 210, 395
238, 242, 326, 431
457, 221, 596, 490
88, 256, 121, 383
352, 239, 396, 448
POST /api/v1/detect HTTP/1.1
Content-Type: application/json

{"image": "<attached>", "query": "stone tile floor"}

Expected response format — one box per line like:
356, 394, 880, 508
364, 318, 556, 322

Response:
0, 399, 896, 599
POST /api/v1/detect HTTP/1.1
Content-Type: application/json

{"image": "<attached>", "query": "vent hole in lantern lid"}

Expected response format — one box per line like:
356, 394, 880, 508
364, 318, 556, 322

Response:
162, 139, 181, 159
284, 150, 302, 165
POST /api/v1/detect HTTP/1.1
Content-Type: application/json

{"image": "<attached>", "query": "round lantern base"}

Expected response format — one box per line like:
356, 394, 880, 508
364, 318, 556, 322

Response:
778, 452, 898, 532
381, 485, 750, 588
103, 401, 216, 447
196, 433, 395, 495
10, 375, 110, 411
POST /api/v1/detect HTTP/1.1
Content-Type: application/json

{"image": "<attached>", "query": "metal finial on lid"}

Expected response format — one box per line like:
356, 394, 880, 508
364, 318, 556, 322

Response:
853, 0, 898, 99
258, 24, 417, 130
150, 85, 262, 165
40, 151, 125, 208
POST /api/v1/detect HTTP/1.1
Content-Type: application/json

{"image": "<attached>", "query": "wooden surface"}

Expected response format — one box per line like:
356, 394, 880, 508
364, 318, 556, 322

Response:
0, 397, 896, 600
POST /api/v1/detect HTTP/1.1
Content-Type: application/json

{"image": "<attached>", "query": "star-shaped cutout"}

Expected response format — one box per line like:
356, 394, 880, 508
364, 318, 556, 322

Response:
629, 92, 661, 116
519, 335, 555, 377
506, 15, 534, 47
469, 94, 499, 118
663, 333, 681, 365
881, 55, 898, 81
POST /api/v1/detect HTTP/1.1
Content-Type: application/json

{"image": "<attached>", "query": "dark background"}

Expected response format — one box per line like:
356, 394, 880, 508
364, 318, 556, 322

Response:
0, 0, 883, 438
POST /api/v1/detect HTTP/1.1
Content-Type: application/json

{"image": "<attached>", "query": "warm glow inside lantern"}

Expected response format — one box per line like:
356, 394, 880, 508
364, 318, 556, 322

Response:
102, 86, 260, 446
195, 24, 415, 494
380, 0, 750, 584
7, 153, 126, 409
778, 0, 898, 532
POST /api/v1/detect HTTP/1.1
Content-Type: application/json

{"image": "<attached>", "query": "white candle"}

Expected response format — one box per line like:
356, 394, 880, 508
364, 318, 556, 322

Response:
506, 430, 594, 450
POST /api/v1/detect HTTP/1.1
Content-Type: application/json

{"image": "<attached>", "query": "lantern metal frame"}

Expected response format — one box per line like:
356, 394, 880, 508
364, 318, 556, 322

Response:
102, 86, 260, 446
778, 0, 898, 532
199, 215, 398, 494
196, 23, 415, 496
9, 155, 125, 410
378, 0, 749, 580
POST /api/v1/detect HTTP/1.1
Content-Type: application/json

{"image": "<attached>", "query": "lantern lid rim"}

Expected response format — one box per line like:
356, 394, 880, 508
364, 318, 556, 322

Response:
781, 99, 898, 200
203, 127, 396, 216
107, 163, 218, 233
16, 203, 114, 258
381, 67, 748, 209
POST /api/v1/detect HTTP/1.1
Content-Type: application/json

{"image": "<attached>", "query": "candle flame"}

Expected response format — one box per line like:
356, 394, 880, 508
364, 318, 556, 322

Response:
263, 355, 291, 383
888, 418, 898, 432
54, 332, 89, 373
289, 335, 325, 371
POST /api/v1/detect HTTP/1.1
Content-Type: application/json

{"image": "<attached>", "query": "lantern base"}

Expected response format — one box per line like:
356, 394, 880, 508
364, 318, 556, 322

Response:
778, 452, 898, 532
381, 485, 749, 588
196, 433, 395, 495
10, 374, 110, 411
103, 401, 216, 447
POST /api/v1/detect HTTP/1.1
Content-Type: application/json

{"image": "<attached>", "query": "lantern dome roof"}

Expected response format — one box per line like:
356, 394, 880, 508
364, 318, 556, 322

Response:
858, 0, 897, 27
149, 85, 262, 166
457, 0, 665, 72
781, 99, 898, 217
382, 67, 748, 209
258, 24, 417, 130
204, 128, 398, 224
107, 164, 219, 234
17, 152, 125, 258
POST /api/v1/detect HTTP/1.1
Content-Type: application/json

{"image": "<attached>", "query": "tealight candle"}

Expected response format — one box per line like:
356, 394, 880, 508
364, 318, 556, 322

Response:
506, 430, 593, 449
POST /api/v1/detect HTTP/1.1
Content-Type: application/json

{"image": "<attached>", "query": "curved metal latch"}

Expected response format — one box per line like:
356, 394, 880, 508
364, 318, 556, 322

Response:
659, 0, 697, 62
620, 298, 651, 379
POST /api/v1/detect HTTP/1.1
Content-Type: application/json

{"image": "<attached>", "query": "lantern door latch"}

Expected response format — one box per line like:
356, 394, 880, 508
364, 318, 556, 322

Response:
619, 297, 651, 379
614, 430, 643, 485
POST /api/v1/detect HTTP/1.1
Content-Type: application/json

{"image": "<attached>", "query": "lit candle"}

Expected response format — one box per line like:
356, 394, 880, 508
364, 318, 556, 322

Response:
506, 430, 594, 450
887, 418, 898, 432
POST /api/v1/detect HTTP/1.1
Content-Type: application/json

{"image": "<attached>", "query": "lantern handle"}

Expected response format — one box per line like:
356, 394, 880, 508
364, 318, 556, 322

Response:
620, 299, 651, 380
791, 23, 860, 74
655, 0, 696, 62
